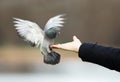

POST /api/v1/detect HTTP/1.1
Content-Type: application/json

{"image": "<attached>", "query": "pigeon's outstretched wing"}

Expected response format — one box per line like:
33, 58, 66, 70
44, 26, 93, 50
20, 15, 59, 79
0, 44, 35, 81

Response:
13, 18, 44, 47
44, 14, 65, 39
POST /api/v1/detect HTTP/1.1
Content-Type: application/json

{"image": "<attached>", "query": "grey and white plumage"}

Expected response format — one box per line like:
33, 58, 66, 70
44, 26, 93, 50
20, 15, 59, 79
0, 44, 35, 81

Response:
13, 14, 65, 65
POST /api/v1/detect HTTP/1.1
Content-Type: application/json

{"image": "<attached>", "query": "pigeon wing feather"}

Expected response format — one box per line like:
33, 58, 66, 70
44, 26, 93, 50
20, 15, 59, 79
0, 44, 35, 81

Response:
13, 18, 44, 47
44, 14, 65, 39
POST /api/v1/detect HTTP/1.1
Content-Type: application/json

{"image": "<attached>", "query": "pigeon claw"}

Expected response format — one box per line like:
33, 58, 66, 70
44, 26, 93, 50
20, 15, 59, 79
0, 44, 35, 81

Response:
44, 51, 60, 65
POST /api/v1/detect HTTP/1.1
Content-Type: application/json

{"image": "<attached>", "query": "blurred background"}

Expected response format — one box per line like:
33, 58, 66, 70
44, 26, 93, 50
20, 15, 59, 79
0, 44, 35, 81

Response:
0, 0, 120, 82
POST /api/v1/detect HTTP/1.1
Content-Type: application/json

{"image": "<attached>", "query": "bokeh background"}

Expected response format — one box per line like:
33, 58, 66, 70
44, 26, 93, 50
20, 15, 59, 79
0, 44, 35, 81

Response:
0, 0, 120, 82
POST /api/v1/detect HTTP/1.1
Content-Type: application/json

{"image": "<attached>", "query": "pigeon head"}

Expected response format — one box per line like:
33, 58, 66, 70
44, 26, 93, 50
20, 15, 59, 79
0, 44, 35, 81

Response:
45, 27, 60, 39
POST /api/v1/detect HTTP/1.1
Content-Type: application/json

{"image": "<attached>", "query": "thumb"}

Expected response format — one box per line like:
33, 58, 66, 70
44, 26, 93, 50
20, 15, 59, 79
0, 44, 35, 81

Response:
73, 36, 78, 41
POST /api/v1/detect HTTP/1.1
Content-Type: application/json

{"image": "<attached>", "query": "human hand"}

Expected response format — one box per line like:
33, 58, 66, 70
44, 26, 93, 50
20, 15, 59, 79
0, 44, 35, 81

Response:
51, 36, 82, 52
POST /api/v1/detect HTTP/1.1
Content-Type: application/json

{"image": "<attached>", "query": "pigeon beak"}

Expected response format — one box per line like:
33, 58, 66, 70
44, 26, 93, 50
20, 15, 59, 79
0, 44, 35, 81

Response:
58, 32, 60, 36
49, 45, 52, 51
58, 32, 60, 34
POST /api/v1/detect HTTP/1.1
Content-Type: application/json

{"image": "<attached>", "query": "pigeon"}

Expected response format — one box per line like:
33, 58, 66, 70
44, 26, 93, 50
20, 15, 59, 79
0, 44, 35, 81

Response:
13, 14, 65, 65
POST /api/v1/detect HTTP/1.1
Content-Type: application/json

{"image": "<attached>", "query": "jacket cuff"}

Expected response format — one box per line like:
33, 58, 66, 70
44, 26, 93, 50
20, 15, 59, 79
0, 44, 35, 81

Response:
78, 43, 96, 61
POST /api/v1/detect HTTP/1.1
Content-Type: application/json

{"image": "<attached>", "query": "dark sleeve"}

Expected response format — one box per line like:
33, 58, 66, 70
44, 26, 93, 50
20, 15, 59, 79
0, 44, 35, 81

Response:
78, 43, 120, 72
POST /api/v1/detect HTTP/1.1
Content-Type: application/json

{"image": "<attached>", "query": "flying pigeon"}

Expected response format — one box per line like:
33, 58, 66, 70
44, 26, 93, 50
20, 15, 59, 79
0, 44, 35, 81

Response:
13, 14, 65, 65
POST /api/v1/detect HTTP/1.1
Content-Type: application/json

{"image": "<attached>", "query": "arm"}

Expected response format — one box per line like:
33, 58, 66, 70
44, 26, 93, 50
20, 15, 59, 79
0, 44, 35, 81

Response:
51, 36, 120, 72
79, 43, 120, 72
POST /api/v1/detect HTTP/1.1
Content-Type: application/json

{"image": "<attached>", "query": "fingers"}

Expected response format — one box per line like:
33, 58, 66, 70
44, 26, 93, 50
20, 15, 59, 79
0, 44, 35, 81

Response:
51, 42, 73, 50
51, 44, 62, 49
